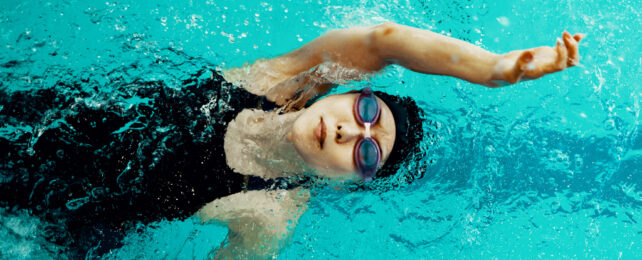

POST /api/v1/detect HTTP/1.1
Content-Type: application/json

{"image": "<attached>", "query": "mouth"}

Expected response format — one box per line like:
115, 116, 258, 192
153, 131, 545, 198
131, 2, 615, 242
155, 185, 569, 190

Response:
314, 116, 326, 149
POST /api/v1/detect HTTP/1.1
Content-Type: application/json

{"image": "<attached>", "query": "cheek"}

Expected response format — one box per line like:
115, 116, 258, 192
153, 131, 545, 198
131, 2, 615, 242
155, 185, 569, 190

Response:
317, 143, 356, 173
294, 138, 356, 174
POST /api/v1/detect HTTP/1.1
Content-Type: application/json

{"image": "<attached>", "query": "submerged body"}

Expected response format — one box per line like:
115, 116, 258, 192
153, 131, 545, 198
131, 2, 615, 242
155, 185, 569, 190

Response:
0, 71, 301, 256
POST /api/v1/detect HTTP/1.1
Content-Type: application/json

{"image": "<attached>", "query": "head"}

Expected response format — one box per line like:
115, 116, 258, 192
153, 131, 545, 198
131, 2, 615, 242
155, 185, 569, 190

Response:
287, 88, 425, 184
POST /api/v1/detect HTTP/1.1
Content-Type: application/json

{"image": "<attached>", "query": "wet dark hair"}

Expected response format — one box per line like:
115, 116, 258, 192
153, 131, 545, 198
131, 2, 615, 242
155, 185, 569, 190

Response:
374, 91, 425, 178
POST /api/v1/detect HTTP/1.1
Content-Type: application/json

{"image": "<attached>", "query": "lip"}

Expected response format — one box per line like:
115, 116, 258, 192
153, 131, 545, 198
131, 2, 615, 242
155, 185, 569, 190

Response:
314, 117, 326, 149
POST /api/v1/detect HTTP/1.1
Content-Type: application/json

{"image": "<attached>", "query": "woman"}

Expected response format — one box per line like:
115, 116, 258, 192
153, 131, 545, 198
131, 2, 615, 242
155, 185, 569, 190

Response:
0, 23, 583, 258
198, 23, 584, 258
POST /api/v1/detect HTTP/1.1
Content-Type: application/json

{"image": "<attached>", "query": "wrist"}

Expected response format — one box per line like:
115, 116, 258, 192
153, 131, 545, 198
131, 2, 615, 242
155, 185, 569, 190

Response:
491, 54, 513, 82
489, 51, 528, 86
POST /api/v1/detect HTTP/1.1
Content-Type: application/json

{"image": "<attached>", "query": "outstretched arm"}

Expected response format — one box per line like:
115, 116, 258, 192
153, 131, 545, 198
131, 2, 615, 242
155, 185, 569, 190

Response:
225, 22, 584, 106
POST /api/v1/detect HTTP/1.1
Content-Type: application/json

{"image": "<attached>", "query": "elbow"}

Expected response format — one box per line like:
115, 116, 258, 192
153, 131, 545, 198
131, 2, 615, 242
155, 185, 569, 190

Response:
368, 22, 401, 57
371, 22, 399, 37
369, 22, 400, 45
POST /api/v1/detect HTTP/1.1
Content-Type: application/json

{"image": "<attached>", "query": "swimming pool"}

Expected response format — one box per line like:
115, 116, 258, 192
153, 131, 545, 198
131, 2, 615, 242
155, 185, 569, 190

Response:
1, 0, 640, 258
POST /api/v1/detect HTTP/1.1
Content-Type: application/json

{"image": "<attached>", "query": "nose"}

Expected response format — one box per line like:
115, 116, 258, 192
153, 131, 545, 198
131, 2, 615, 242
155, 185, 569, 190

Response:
335, 122, 364, 144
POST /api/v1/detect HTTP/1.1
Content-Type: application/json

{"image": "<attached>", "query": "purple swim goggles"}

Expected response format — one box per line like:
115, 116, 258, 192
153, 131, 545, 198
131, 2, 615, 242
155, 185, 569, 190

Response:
353, 87, 382, 182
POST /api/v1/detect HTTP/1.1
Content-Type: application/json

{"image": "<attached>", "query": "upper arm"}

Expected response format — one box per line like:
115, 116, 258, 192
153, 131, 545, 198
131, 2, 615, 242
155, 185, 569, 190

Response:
223, 26, 387, 100
281, 27, 387, 73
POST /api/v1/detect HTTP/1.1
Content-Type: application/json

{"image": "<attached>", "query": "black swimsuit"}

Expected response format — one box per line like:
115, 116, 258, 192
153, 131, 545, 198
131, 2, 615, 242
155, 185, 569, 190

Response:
0, 70, 286, 257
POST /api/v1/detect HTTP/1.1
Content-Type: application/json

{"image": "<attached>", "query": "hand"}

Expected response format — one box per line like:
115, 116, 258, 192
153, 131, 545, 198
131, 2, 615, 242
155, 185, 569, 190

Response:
492, 31, 585, 85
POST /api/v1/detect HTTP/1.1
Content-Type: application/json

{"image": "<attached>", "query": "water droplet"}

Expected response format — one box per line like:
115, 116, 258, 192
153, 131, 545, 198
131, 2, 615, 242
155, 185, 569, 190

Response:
496, 16, 510, 26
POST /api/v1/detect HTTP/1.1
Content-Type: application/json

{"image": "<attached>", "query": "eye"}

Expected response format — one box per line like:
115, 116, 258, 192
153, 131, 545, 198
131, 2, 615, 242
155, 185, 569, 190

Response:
337, 133, 342, 140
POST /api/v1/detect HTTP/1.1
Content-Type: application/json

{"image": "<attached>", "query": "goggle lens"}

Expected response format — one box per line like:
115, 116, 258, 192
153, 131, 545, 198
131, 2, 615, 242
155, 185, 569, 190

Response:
357, 95, 379, 123
357, 138, 380, 170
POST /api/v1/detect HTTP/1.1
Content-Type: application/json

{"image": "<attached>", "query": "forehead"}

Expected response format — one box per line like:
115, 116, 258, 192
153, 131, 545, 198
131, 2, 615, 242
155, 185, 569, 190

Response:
371, 95, 396, 160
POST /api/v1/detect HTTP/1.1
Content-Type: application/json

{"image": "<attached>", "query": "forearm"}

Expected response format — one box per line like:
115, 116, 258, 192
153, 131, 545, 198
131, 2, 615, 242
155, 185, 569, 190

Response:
370, 23, 501, 85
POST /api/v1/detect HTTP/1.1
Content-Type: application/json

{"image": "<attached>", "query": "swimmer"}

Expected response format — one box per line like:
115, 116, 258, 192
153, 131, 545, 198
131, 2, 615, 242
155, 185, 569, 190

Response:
204, 23, 585, 258
0, 22, 583, 258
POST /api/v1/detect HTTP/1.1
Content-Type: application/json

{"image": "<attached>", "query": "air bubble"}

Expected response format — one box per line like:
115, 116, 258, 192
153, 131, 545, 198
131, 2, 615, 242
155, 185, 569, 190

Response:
496, 17, 510, 26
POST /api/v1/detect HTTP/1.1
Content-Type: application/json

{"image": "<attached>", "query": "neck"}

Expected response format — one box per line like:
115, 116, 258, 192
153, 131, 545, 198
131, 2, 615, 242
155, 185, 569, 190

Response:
224, 109, 308, 179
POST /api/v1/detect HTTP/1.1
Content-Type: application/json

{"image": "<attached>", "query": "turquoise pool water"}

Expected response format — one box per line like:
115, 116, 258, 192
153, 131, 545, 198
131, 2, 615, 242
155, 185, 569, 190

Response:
1, 0, 640, 258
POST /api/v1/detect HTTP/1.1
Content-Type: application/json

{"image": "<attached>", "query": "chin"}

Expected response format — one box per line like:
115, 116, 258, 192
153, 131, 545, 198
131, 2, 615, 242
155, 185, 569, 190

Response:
289, 116, 316, 156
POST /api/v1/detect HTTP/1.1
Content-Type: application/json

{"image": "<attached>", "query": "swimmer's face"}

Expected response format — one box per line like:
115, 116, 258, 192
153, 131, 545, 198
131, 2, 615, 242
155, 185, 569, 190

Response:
287, 92, 396, 180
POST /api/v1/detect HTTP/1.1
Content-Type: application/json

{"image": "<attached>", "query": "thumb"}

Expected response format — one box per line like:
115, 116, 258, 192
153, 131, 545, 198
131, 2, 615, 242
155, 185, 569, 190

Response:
517, 50, 534, 71
507, 51, 533, 83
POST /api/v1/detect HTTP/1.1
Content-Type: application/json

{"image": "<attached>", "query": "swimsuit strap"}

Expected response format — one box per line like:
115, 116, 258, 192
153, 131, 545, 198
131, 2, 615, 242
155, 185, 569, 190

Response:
243, 175, 308, 192
257, 95, 279, 111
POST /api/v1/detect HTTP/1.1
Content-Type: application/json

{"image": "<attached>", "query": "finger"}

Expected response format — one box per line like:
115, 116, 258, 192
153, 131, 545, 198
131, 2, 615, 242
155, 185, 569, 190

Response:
562, 31, 579, 66
555, 37, 568, 70
573, 33, 586, 42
